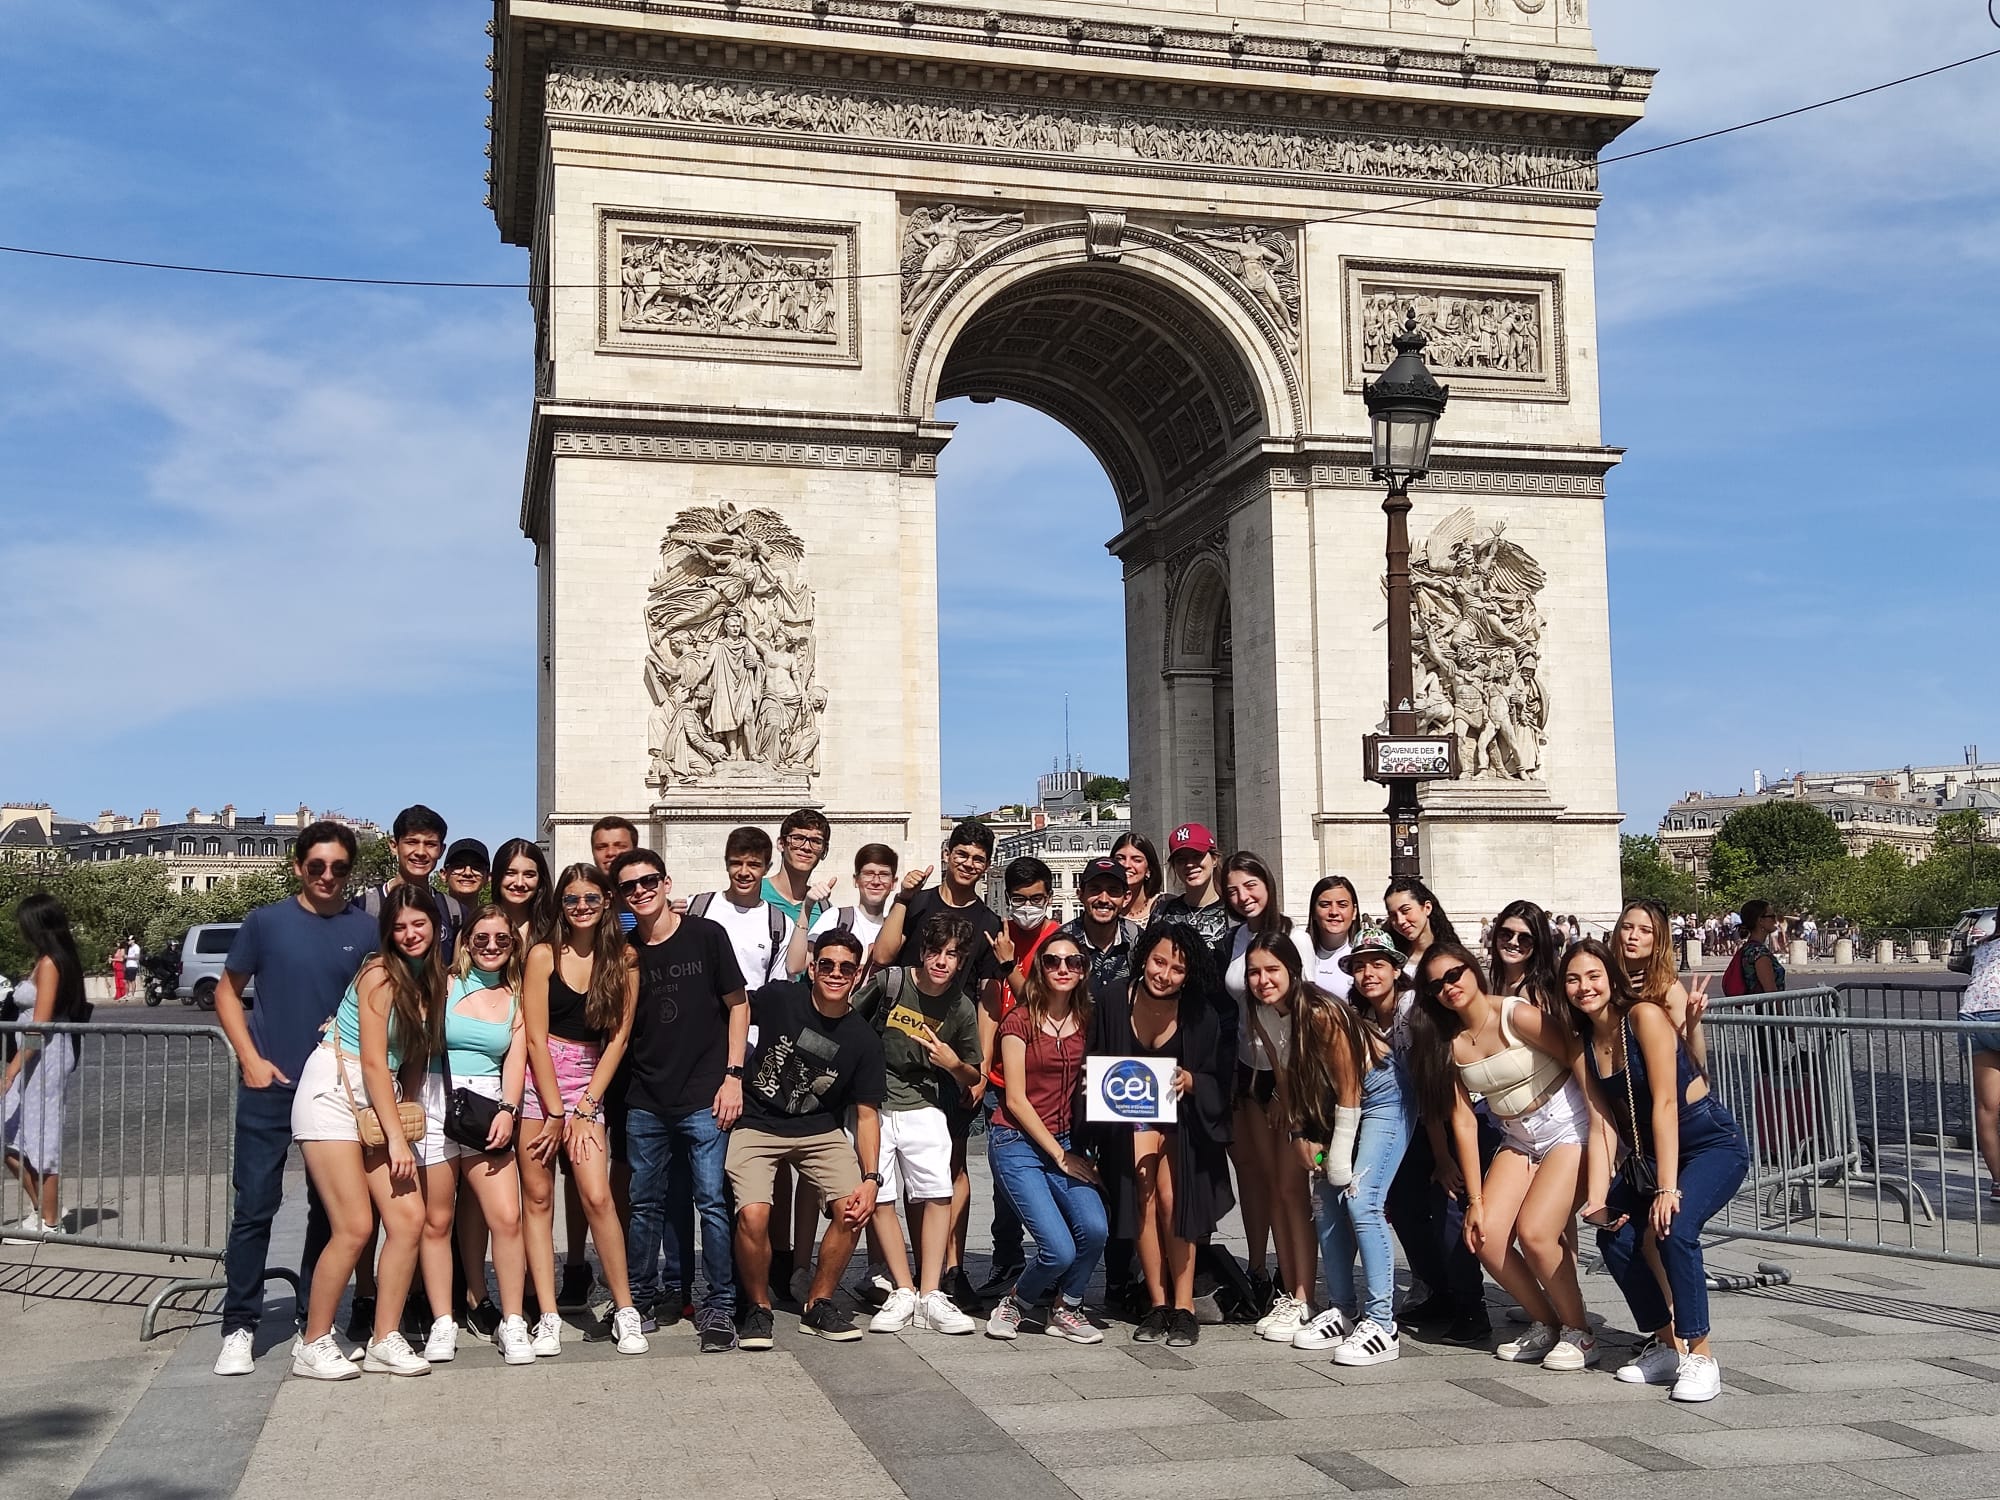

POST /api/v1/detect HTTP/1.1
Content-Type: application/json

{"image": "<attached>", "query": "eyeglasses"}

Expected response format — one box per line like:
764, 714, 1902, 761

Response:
814, 959, 860, 978
469, 934, 513, 951
1041, 953, 1088, 972
1496, 927, 1536, 950
1428, 963, 1471, 991
785, 834, 827, 850
561, 893, 605, 910
304, 859, 352, 880
618, 872, 665, 896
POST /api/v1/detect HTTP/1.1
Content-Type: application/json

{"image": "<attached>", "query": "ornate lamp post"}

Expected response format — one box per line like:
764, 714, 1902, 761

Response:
1362, 310, 1454, 879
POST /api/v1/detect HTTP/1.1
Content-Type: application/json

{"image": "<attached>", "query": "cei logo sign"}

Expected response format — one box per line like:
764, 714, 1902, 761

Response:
1084, 1055, 1176, 1125
1101, 1059, 1160, 1118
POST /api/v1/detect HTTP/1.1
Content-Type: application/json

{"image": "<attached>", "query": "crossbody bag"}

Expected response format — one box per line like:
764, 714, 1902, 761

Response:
330, 1022, 427, 1151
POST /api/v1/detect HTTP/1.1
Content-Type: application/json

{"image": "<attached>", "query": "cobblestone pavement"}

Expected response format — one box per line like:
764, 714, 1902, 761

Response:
7, 1151, 2000, 1499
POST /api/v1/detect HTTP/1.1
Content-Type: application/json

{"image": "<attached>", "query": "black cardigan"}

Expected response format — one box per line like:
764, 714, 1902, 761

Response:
1086, 979, 1238, 1243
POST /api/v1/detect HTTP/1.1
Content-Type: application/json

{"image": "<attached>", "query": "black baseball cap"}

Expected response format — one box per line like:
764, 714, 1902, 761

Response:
444, 838, 490, 873
1079, 857, 1126, 891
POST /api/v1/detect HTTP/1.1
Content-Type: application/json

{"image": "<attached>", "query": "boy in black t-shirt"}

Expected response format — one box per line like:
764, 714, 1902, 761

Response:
726, 930, 886, 1350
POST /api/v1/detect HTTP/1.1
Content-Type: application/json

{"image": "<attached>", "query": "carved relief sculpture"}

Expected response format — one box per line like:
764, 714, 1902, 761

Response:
1360, 288, 1541, 377
545, 67, 1601, 196
645, 503, 827, 788
1175, 224, 1300, 343
619, 234, 837, 341
1405, 507, 1549, 780
900, 204, 1026, 331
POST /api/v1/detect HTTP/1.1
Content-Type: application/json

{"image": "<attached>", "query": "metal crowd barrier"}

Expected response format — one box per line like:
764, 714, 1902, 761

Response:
0, 1020, 260, 1334
1702, 989, 2000, 1268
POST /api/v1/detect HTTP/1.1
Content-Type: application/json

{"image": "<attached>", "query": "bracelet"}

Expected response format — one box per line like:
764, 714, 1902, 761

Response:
1654, 1187, 1683, 1199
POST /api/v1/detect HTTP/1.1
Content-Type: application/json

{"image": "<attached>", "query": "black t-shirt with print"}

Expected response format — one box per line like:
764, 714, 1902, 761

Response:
741, 979, 887, 1138
627, 914, 747, 1118
891, 887, 1005, 988
1156, 894, 1235, 962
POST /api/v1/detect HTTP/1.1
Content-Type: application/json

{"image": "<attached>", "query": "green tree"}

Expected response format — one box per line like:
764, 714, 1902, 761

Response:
1712, 802, 1844, 888
1620, 835, 1695, 910
1081, 775, 1130, 803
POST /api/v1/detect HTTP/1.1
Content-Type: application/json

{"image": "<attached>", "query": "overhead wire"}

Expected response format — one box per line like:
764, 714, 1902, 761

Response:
1, 37, 1995, 295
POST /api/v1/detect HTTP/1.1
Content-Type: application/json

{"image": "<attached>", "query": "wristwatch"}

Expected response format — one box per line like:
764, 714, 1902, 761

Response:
726, 1064, 746, 1079
497, 1101, 520, 1116
861, 1171, 885, 1187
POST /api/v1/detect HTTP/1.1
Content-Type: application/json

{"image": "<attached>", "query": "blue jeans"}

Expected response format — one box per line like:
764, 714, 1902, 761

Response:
627, 1106, 734, 1313
1314, 1061, 1415, 1326
982, 1090, 1025, 1266
223, 1082, 330, 1334
1596, 1095, 1749, 1342
986, 1125, 1108, 1305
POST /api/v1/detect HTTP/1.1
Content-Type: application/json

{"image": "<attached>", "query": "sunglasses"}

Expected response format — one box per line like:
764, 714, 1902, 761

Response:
1041, 953, 1088, 972
1428, 962, 1471, 992
617, 872, 665, 896
561, 893, 604, 910
304, 859, 352, 880
814, 959, 861, 978
469, 933, 514, 951
1496, 927, 1536, 949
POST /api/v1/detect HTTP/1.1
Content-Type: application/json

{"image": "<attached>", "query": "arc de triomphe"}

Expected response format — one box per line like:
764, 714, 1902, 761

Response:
489, 0, 1646, 919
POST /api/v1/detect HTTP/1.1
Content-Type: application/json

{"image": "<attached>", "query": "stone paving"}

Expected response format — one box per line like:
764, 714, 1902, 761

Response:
5, 1151, 2000, 1500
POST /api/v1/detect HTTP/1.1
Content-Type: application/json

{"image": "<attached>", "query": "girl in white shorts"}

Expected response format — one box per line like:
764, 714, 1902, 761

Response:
1408, 942, 1597, 1373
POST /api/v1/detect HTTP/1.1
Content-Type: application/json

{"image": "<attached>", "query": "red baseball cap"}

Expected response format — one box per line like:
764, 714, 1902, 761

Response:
1167, 823, 1217, 856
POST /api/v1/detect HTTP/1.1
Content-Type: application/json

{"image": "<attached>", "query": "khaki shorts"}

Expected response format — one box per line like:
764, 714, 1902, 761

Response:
725, 1126, 862, 1211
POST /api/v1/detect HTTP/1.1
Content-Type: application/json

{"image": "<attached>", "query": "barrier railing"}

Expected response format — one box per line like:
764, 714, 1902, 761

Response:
1702, 990, 1999, 1268
0, 1020, 280, 1336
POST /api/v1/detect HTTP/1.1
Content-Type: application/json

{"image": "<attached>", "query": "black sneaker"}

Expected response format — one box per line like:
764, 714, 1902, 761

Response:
1166, 1309, 1200, 1348
343, 1295, 375, 1344
695, 1305, 738, 1354
800, 1299, 863, 1343
943, 1266, 983, 1315
1132, 1306, 1171, 1343
466, 1298, 502, 1341
652, 1291, 689, 1328
1441, 1311, 1494, 1346
976, 1259, 1026, 1299
1401, 1293, 1454, 1326
558, 1263, 594, 1309
738, 1305, 776, 1351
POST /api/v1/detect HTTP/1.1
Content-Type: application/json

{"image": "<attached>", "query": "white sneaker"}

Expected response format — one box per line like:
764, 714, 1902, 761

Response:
1670, 1352, 1722, 1402
1496, 1321, 1559, 1363
214, 1328, 256, 1377
292, 1332, 361, 1381
915, 1290, 976, 1335
1258, 1293, 1308, 1344
361, 1330, 431, 1376
612, 1305, 649, 1355
985, 1295, 1024, 1341
870, 1287, 919, 1333
1541, 1325, 1599, 1372
1292, 1307, 1351, 1352
1332, 1317, 1400, 1366
1, 1212, 46, 1245
530, 1312, 563, 1357
423, 1317, 458, 1363
1616, 1338, 1686, 1386
497, 1315, 536, 1366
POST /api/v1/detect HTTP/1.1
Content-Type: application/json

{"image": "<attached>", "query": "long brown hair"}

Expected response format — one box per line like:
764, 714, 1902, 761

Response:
1617, 899, 1678, 1006
364, 884, 447, 1073
1222, 851, 1292, 939
1406, 939, 1489, 1127
554, 862, 631, 1034
1273, 941, 1384, 1137
1016, 933, 1092, 1036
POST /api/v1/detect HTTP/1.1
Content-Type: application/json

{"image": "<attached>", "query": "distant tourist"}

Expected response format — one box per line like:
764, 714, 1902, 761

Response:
1959, 912, 2000, 1205
123, 935, 141, 1001
3, 894, 90, 1242
1724, 899, 1786, 996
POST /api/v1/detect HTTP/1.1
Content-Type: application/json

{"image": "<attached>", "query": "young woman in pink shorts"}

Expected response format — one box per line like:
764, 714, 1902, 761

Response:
518, 863, 647, 1356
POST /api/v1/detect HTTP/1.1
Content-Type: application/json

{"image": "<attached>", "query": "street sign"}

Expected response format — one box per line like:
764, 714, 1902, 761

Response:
1363, 734, 1458, 782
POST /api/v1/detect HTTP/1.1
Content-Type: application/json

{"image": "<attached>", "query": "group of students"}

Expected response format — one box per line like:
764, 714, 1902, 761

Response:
196, 802, 1750, 1405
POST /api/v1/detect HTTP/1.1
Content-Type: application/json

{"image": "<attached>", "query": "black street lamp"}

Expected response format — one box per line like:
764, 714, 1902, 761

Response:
1362, 309, 1453, 880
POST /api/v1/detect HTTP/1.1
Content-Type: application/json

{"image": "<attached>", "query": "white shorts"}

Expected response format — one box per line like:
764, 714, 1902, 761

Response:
1494, 1077, 1587, 1162
291, 1044, 406, 1144
413, 1071, 505, 1165
875, 1105, 954, 1203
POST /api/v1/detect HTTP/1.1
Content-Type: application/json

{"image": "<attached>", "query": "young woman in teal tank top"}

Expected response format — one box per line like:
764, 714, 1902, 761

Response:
414, 906, 536, 1367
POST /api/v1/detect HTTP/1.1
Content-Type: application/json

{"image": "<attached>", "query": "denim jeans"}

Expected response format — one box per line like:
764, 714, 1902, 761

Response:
1314, 1060, 1415, 1326
982, 1090, 1025, 1266
1384, 1102, 1496, 1318
1597, 1095, 1750, 1341
986, 1125, 1108, 1305
627, 1105, 734, 1313
223, 1082, 330, 1334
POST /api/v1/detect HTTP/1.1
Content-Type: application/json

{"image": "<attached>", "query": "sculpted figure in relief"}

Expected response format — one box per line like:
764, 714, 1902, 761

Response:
1405, 507, 1550, 780
1175, 225, 1300, 342
645, 504, 827, 786
900, 205, 1027, 331
619, 233, 837, 341
1361, 289, 1543, 377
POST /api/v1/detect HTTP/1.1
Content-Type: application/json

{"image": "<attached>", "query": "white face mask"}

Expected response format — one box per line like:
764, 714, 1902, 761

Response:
1009, 901, 1050, 929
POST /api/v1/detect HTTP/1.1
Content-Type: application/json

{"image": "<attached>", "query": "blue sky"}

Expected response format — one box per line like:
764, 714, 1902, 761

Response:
2, 2, 1995, 852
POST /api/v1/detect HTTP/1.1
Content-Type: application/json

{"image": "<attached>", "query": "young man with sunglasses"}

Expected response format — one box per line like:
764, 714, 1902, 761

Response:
212, 822, 378, 1377
611, 848, 751, 1354
728, 929, 887, 1350
851, 912, 984, 1335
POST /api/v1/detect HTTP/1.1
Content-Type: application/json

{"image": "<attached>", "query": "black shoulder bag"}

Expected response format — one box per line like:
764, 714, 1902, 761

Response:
1617, 1019, 1659, 1198
440, 1033, 506, 1151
